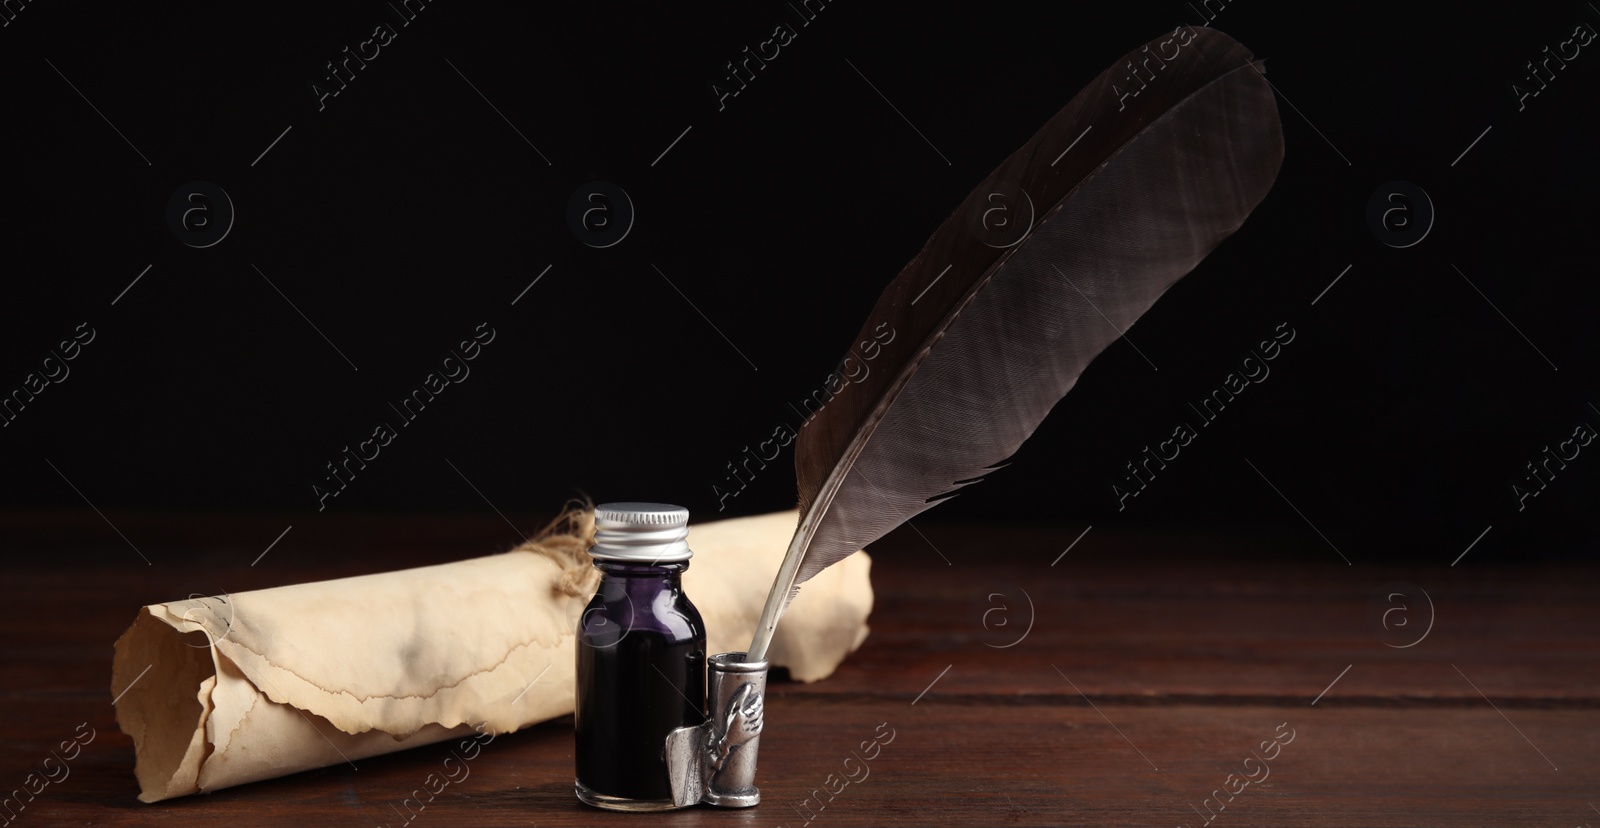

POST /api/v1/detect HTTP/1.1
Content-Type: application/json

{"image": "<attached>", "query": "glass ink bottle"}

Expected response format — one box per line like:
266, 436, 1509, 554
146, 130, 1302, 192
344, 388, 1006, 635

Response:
575, 502, 707, 811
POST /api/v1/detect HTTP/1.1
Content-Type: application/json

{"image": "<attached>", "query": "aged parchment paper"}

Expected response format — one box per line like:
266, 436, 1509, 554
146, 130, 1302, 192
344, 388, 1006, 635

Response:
112, 510, 872, 802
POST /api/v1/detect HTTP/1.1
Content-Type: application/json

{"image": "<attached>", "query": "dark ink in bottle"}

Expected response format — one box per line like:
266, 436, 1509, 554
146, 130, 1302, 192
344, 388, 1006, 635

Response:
574, 503, 707, 811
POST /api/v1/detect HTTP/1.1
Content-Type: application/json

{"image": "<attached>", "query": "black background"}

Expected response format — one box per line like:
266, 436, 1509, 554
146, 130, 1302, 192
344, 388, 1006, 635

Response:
2, 1, 1596, 563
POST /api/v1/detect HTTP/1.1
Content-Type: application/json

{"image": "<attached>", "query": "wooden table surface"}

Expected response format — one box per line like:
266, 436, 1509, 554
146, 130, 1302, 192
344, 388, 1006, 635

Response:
3, 512, 1596, 827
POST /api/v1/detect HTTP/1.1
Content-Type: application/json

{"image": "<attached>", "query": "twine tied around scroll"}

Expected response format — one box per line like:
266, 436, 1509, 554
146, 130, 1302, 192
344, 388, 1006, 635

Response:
514, 498, 601, 598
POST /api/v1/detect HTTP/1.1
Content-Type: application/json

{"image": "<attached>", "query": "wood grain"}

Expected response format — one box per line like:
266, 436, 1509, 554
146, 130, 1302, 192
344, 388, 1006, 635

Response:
1, 512, 1595, 827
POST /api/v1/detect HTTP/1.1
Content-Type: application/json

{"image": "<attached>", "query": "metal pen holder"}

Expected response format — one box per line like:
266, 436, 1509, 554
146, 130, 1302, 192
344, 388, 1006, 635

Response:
666, 651, 767, 808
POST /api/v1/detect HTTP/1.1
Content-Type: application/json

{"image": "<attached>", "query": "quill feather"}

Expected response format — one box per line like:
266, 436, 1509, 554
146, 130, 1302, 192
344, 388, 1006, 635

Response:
747, 28, 1284, 662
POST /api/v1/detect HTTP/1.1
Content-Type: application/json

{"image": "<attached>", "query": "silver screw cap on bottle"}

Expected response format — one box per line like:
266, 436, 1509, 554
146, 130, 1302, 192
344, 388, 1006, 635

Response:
590, 502, 692, 562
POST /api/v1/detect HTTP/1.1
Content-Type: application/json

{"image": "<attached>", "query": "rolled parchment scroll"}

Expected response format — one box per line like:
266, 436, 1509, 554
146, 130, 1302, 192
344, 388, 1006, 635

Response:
111, 509, 873, 803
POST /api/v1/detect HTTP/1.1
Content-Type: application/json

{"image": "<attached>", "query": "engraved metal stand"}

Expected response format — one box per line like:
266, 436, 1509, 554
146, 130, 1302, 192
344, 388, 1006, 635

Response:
666, 652, 767, 808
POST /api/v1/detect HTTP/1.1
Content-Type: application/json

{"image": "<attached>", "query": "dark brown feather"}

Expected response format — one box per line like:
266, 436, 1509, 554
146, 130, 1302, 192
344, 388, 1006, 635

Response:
748, 27, 1284, 661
